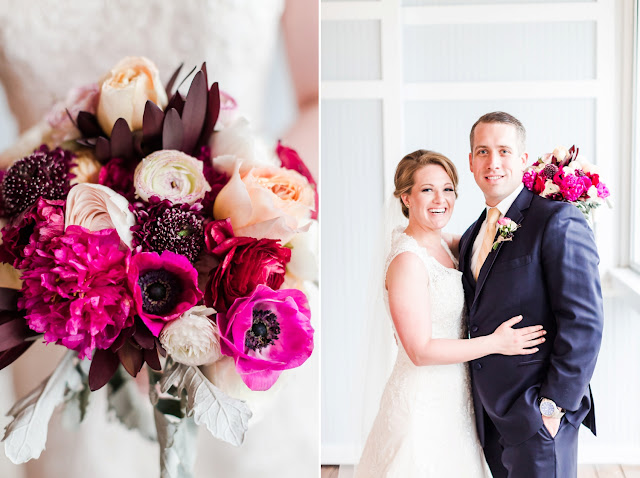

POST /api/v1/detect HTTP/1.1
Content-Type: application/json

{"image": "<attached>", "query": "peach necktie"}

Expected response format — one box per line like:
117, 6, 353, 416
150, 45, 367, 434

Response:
474, 207, 501, 280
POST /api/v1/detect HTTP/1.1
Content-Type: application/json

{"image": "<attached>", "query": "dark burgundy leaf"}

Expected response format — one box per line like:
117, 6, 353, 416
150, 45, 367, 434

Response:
144, 348, 161, 371
111, 324, 135, 352
95, 137, 111, 162
65, 109, 78, 128
0, 287, 19, 311
156, 338, 167, 358
0, 314, 37, 352
132, 318, 155, 350
199, 82, 220, 146
110, 118, 134, 160
89, 349, 120, 391
181, 71, 208, 154
162, 108, 184, 151
76, 139, 97, 148
200, 62, 208, 87
165, 63, 184, 98
133, 131, 144, 157
142, 100, 165, 147
0, 342, 34, 370
117, 340, 144, 377
76, 111, 103, 138
176, 65, 197, 92
166, 92, 185, 117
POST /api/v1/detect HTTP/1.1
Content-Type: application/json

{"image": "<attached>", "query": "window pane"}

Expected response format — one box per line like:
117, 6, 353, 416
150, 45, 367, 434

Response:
322, 20, 382, 81
404, 22, 596, 83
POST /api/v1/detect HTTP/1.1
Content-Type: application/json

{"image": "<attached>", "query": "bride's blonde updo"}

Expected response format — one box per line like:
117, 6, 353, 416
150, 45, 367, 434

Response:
394, 150, 459, 219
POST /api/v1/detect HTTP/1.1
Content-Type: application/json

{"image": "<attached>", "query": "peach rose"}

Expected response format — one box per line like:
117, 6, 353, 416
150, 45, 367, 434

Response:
213, 161, 315, 244
69, 150, 102, 185
97, 56, 168, 136
65, 183, 135, 249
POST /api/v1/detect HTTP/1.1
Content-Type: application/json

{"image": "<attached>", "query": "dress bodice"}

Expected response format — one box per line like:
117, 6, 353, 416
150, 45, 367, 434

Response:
0, 0, 284, 133
384, 228, 465, 341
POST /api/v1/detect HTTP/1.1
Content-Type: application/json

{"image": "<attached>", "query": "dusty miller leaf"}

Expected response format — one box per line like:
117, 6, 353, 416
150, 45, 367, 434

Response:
154, 408, 197, 478
107, 368, 156, 441
160, 363, 251, 447
3, 351, 82, 463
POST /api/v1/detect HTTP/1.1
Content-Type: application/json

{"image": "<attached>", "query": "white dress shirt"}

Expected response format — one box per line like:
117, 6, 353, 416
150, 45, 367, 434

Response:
470, 184, 524, 276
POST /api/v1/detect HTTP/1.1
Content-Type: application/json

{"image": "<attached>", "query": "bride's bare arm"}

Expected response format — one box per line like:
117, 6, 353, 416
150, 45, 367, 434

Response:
386, 253, 545, 366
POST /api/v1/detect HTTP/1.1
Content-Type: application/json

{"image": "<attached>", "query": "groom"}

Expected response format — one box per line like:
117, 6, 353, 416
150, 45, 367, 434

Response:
459, 112, 604, 477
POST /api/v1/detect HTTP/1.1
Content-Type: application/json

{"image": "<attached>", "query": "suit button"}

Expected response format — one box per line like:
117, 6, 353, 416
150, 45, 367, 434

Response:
474, 363, 482, 370
471, 325, 479, 333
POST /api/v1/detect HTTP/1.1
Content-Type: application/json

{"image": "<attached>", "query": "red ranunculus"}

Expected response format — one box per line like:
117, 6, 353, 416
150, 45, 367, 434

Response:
204, 218, 291, 313
532, 175, 546, 194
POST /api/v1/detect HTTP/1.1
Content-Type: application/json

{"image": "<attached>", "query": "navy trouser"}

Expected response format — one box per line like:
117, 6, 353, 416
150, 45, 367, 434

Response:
483, 411, 579, 478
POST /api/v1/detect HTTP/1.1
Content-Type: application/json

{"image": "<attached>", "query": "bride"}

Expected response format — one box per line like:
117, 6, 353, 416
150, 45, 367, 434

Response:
355, 150, 546, 477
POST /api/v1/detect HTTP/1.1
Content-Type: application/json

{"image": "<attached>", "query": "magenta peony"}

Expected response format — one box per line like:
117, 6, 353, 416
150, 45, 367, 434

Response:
216, 284, 313, 391
204, 219, 291, 313
0, 198, 65, 270
18, 227, 134, 359
128, 250, 203, 336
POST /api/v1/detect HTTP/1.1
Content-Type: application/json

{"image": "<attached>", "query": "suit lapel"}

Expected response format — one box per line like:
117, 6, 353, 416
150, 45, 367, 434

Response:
472, 188, 532, 308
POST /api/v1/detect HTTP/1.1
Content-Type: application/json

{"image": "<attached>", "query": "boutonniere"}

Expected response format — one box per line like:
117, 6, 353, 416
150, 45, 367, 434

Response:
492, 217, 520, 250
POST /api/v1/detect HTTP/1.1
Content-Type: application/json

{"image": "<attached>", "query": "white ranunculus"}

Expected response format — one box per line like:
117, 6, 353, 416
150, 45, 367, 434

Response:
552, 146, 569, 162
209, 117, 279, 176
134, 150, 211, 204
159, 306, 222, 366
587, 185, 599, 199
65, 183, 135, 249
97, 56, 168, 136
541, 182, 561, 198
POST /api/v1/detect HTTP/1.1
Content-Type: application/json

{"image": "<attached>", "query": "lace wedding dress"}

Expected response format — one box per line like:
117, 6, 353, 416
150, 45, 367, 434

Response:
355, 229, 490, 477
0, 2, 318, 477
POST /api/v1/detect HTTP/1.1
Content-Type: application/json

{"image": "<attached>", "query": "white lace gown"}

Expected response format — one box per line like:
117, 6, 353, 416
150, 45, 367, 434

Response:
0, 2, 318, 478
355, 230, 490, 477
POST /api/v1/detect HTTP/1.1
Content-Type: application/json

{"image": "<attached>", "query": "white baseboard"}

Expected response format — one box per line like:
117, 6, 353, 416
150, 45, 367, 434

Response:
321, 444, 359, 465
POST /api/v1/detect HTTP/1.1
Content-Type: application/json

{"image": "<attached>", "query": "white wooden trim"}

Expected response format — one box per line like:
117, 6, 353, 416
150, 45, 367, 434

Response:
403, 81, 599, 100
321, 2, 384, 20
402, 3, 599, 25
381, 0, 404, 196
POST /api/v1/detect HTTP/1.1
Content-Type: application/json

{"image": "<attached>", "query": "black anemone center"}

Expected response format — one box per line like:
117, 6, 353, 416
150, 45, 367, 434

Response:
245, 309, 281, 352
138, 269, 180, 316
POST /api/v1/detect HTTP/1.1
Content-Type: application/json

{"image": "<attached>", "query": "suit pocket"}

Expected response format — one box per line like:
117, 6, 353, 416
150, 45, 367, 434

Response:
492, 254, 532, 272
518, 359, 547, 367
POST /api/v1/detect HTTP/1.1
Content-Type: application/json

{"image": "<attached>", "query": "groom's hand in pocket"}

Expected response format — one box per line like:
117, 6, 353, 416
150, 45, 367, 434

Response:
542, 415, 561, 438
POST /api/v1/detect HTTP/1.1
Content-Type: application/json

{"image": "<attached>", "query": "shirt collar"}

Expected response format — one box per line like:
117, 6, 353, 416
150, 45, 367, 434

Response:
485, 183, 524, 218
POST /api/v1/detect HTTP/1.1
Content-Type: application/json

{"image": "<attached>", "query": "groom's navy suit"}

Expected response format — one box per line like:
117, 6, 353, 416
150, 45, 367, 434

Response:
459, 187, 603, 477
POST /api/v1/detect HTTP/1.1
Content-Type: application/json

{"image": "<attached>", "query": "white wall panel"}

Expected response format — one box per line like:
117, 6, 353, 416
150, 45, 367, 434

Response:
321, 99, 384, 461
403, 0, 594, 5
404, 22, 596, 83
322, 20, 382, 81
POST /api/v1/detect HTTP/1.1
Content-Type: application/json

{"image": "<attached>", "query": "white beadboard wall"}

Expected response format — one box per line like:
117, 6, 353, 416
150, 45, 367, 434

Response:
321, 0, 640, 466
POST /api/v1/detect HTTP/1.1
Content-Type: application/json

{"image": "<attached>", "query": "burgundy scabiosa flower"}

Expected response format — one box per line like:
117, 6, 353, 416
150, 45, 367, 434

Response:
128, 250, 203, 336
1, 145, 74, 217
0, 198, 65, 270
130, 196, 205, 263
217, 284, 313, 391
204, 218, 291, 313
18, 227, 134, 359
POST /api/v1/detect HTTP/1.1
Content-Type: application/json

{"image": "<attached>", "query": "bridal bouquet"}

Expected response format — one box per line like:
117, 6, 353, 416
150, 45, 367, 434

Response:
523, 145, 610, 223
0, 57, 317, 476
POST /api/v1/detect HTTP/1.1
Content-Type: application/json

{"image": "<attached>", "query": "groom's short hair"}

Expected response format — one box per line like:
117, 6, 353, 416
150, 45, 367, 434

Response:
469, 111, 526, 154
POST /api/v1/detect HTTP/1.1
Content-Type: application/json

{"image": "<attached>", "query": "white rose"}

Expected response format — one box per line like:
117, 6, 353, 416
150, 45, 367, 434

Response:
580, 160, 599, 175
541, 182, 560, 198
210, 117, 279, 176
552, 146, 569, 162
97, 56, 168, 136
286, 220, 319, 282
65, 183, 135, 249
159, 306, 222, 366
587, 185, 599, 199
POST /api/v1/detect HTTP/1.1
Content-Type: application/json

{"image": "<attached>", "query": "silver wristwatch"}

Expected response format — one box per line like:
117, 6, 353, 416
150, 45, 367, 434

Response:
539, 397, 565, 419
